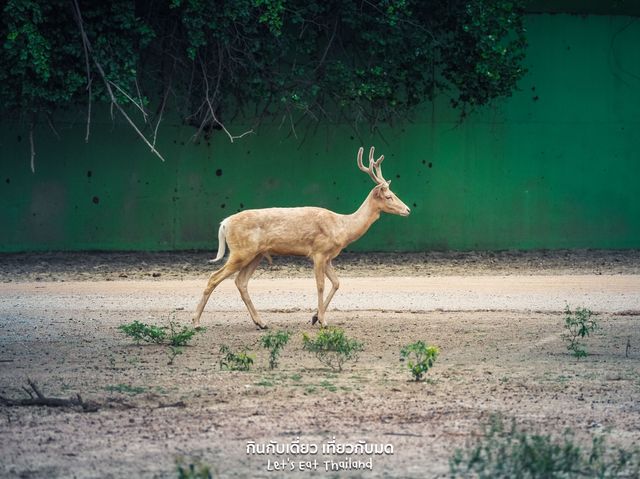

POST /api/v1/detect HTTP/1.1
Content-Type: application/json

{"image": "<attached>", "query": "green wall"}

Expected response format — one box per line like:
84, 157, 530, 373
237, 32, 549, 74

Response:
1, 14, 639, 252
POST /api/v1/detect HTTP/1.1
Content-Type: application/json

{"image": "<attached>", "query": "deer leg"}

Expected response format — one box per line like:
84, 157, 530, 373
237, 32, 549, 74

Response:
192, 254, 247, 327
323, 261, 340, 310
235, 255, 267, 329
312, 257, 328, 327
312, 260, 340, 325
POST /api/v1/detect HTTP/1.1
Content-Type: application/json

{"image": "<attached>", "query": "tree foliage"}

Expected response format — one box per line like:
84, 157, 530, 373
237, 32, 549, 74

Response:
1, 0, 152, 117
1, 0, 527, 144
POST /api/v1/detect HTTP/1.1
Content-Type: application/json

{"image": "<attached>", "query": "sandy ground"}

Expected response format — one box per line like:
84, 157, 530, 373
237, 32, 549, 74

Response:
2, 275, 640, 315
0, 251, 639, 478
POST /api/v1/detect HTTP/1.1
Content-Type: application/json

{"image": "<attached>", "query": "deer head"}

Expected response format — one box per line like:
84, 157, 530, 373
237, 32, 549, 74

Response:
357, 146, 410, 217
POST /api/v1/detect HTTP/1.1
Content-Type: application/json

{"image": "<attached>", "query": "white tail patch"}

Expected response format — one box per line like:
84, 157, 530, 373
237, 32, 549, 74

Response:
210, 218, 229, 262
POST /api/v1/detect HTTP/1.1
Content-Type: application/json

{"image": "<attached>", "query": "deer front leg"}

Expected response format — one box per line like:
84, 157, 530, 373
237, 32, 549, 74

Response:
312, 260, 340, 326
311, 257, 328, 327
235, 255, 267, 330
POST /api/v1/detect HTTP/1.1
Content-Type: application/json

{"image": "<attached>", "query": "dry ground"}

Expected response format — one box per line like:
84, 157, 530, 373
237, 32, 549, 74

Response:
2, 249, 640, 282
0, 251, 639, 478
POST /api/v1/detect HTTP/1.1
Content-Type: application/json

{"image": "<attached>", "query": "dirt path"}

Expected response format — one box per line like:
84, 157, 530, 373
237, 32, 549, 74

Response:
2, 275, 640, 316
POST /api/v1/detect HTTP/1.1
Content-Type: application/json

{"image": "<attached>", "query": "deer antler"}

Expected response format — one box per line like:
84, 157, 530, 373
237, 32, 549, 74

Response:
357, 146, 387, 185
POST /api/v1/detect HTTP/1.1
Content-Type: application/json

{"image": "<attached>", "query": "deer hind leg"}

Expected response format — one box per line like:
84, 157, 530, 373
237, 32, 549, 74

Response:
235, 254, 267, 329
311, 256, 328, 327
192, 253, 248, 327
312, 259, 340, 326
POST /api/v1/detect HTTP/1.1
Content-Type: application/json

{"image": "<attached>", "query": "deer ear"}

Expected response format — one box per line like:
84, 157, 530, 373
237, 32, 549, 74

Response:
373, 184, 387, 198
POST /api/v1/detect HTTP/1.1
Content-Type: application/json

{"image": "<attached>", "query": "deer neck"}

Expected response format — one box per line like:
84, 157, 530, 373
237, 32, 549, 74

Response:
342, 191, 381, 245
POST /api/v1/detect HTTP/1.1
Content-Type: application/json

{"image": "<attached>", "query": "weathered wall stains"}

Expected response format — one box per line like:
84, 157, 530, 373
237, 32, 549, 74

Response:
1, 14, 639, 252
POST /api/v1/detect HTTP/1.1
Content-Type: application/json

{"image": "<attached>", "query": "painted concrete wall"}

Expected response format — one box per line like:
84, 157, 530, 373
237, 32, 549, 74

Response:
1, 14, 639, 252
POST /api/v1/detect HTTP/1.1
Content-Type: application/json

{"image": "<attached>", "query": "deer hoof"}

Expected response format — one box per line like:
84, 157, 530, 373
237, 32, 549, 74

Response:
311, 314, 318, 325
257, 323, 269, 330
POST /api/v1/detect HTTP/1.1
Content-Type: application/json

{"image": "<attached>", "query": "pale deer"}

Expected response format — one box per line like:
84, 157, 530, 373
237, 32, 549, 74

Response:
192, 146, 410, 329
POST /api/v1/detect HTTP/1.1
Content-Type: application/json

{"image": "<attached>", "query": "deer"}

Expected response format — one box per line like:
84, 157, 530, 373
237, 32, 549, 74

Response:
192, 146, 411, 329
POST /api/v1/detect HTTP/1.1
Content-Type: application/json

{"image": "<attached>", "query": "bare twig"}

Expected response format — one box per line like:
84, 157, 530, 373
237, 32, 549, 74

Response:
71, 0, 165, 162
45, 114, 61, 140
187, 98, 213, 144
134, 76, 147, 121
108, 80, 148, 122
29, 123, 35, 174
21, 385, 33, 398
214, 41, 224, 100
85, 84, 92, 142
157, 401, 186, 408
152, 85, 170, 150
314, 17, 338, 73
28, 379, 44, 399
77, 6, 93, 143
199, 58, 253, 143
0, 379, 98, 411
288, 111, 297, 139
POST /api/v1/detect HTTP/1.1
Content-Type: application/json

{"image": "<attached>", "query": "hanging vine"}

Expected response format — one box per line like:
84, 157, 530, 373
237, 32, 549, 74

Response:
0, 0, 527, 169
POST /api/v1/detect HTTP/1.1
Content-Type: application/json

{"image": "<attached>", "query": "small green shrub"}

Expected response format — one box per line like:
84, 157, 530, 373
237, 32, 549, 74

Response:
167, 321, 202, 347
119, 320, 204, 347
260, 330, 291, 369
167, 346, 183, 365
119, 318, 204, 366
219, 345, 254, 371
118, 320, 167, 344
176, 458, 212, 479
400, 341, 439, 381
302, 327, 364, 371
562, 305, 598, 358
449, 415, 640, 478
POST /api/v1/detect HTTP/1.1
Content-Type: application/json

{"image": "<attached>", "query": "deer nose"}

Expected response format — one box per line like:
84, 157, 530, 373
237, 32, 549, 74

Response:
403, 206, 411, 216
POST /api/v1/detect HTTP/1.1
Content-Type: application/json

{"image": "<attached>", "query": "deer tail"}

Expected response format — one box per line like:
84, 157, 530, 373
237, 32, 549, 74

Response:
211, 218, 229, 262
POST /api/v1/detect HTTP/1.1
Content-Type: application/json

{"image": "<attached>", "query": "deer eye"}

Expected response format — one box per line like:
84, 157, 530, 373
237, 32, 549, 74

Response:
385, 194, 392, 200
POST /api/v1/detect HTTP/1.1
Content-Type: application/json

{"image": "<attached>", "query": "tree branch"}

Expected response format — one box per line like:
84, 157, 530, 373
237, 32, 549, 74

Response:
45, 114, 61, 140
71, 0, 165, 162
29, 123, 35, 174
199, 58, 253, 143
78, 7, 93, 143
152, 84, 170, 150
108, 80, 148, 122
314, 17, 338, 73
0, 379, 98, 412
